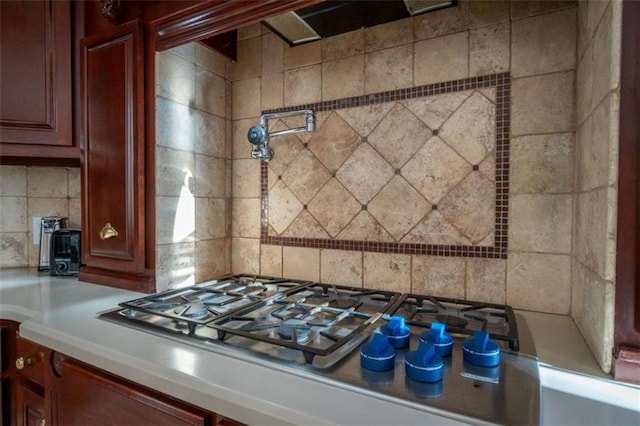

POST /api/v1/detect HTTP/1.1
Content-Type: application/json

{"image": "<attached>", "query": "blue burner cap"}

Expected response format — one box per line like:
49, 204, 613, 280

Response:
419, 322, 453, 357
405, 341, 443, 383
462, 330, 501, 367
380, 316, 411, 349
360, 332, 395, 371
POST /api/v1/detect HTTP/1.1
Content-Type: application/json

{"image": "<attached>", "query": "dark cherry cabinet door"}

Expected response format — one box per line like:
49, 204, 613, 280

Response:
14, 381, 45, 426
79, 20, 153, 292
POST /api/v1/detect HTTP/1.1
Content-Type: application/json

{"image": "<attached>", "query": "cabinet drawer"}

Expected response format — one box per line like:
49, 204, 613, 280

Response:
15, 336, 46, 387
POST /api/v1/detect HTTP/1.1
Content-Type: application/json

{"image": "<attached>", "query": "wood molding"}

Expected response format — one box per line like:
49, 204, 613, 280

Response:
78, 266, 154, 293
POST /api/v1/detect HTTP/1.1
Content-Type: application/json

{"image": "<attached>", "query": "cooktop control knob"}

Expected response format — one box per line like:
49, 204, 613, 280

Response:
405, 341, 443, 383
380, 315, 411, 349
360, 332, 395, 371
462, 330, 501, 367
419, 322, 453, 356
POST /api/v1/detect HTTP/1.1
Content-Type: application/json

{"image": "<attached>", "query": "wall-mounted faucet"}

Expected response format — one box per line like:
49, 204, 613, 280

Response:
247, 109, 315, 161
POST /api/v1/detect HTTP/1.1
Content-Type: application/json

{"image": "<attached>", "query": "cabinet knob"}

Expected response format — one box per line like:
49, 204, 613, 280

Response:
15, 356, 33, 370
99, 223, 119, 240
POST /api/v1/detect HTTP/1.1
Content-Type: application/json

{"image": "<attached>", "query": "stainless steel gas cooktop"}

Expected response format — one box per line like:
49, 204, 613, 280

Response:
100, 274, 540, 425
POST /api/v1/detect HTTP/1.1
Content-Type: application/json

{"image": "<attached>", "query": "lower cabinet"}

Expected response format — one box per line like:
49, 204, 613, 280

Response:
15, 381, 45, 426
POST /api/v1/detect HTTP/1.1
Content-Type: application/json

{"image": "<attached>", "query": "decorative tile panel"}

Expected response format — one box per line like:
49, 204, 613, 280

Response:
261, 73, 511, 259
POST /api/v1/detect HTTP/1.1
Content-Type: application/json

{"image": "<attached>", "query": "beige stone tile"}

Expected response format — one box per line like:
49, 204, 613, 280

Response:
308, 112, 359, 172
68, 167, 80, 198
512, 72, 575, 136
402, 91, 470, 130
261, 73, 284, 111
232, 78, 261, 120
284, 65, 321, 106
510, 194, 572, 254
28, 197, 68, 226
233, 36, 261, 80
469, 1, 510, 28
402, 211, 472, 245
156, 50, 195, 106
322, 55, 364, 101
577, 0, 589, 60
439, 172, 494, 244
578, 94, 614, 191
196, 67, 226, 117
262, 32, 284, 76
264, 132, 305, 177
0, 197, 27, 232
307, 178, 361, 238
364, 18, 412, 52
336, 211, 394, 242
195, 238, 229, 281
156, 242, 196, 290
466, 258, 506, 303
238, 23, 261, 40
232, 159, 261, 198
0, 166, 26, 196
156, 97, 195, 151
469, 22, 509, 76
27, 167, 68, 198
510, 1, 577, 20
268, 180, 303, 234
412, 256, 465, 298
260, 244, 282, 277
368, 176, 430, 241
576, 42, 593, 125
336, 143, 394, 204
322, 29, 364, 61
231, 237, 260, 274
363, 252, 411, 293
0, 233, 28, 268
68, 197, 81, 229
320, 249, 363, 287
478, 151, 495, 182
283, 246, 320, 281
195, 154, 226, 198
402, 136, 471, 204
574, 188, 609, 278
507, 252, 571, 314
157, 196, 189, 244
167, 43, 195, 62
197, 198, 227, 240
335, 103, 394, 137
233, 118, 258, 160
281, 149, 331, 204
284, 41, 321, 69
511, 133, 574, 194
413, 1, 469, 40
195, 110, 226, 157
231, 198, 260, 238
364, 44, 413, 93
591, 4, 617, 111
282, 210, 330, 239
195, 43, 228, 77
512, 8, 577, 78
156, 147, 194, 197
414, 32, 469, 86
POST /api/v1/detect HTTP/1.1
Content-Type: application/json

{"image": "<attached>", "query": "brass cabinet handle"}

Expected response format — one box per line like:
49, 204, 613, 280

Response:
99, 223, 119, 240
39, 419, 45, 426
15, 356, 33, 370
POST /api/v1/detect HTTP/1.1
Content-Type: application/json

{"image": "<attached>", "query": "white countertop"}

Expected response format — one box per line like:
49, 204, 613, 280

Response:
0, 268, 624, 425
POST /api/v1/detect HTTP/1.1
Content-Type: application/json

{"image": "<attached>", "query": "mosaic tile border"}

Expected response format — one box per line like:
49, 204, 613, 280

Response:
260, 72, 510, 259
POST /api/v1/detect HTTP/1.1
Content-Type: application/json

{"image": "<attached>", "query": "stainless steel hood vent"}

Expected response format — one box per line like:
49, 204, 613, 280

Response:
264, 0, 456, 46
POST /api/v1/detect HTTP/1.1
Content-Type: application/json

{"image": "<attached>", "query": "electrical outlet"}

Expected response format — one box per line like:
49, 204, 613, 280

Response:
33, 216, 41, 245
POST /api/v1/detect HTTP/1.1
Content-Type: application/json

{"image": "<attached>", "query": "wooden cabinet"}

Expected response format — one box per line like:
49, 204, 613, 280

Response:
15, 381, 45, 426
0, 0, 80, 165
78, 20, 154, 293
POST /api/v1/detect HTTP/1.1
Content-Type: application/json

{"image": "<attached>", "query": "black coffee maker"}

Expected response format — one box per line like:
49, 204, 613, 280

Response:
49, 229, 81, 276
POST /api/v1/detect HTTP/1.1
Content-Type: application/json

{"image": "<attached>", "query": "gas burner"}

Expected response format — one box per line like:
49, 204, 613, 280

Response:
435, 314, 468, 329
276, 320, 311, 344
174, 302, 209, 320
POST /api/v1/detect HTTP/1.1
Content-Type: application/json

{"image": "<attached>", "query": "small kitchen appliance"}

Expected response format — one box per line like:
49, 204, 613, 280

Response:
49, 229, 81, 276
38, 217, 67, 272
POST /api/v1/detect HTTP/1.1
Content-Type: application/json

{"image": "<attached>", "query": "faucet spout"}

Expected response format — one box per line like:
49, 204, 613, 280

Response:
247, 109, 315, 161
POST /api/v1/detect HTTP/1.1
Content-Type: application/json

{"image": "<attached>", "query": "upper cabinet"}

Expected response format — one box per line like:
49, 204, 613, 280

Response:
0, 0, 80, 165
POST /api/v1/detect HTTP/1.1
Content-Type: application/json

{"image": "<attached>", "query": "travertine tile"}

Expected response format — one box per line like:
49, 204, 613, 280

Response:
262, 32, 284, 75
0, 166, 26, 196
260, 244, 282, 277
156, 147, 194, 197
574, 188, 609, 278
322, 29, 364, 61
195, 238, 229, 281
336, 143, 394, 204
511, 72, 575, 136
469, 1, 510, 28
510, 133, 574, 193
68, 196, 81, 228
284, 41, 321, 69
320, 249, 363, 287
414, 32, 469, 86
198, 198, 227, 239
308, 112, 359, 172
364, 19, 412, 52
412, 256, 465, 298
27, 167, 68, 198
336, 211, 394, 242
507, 252, 571, 314
364, 44, 413, 93
512, 8, 577, 77
576, 42, 593, 125
157, 196, 190, 244
28, 197, 68, 226
233, 118, 259, 160
195, 110, 226, 157
413, 1, 469, 40
466, 258, 506, 304
68, 168, 80, 198
510, 0, 577, 20
284, 65, 322, 106
195, 154, 226, 198
402, 211, 472, 245
307, 179, 360, 237
591, 4, 617, 111
282, 210, 330, 239
261, 73, 284, 111
478, 151, 495, 182
509, 194, 572, 254
231, 159, 261, 198
268, 180, 303, 234
322, 55, 364, 101
156, 242, 196, 291
231, 198, 259, 238
363, 252, 411, 293
156, 97, 195, 151
336, 103, 394, 137
264, 132, 305, 177
232, 78, 261, 120
470, 22, 510, 76
231, 237, 260, 274
196, 67, 226, 116
0, 198, 27, 232
281, 149, 331, 204
195, 43, 227, 77
0, 233, 28, 268
168, 43, 195, 62
233, 36, 261, 80
403, 91, 470, 130
156, 50, 195, 106
577, 99, 612, 190
283, 246, 320, 281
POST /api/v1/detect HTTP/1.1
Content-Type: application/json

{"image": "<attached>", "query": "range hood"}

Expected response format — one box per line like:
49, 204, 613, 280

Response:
264, 0, 456, 46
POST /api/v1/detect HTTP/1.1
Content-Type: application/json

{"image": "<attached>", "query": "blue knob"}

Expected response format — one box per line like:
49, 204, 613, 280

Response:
360, 332, 395, 371
462, 330, 501, 367
419, 322, 453, 356
405, 341, 443, 383
380, 316, 411, 349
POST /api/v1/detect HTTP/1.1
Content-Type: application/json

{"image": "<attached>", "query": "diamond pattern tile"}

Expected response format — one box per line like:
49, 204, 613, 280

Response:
282, 210, 330, 239
368, 176, 431, 241
281, 149, 331, 204
267, 120, 306, 177
308, 178, 361, 237
336, 143, 394, 204
368, 104, 432, 168
402, 91, 470, 130
402, 136, 471, 204
336, 103, 394, 136
308, 112, 360, 172
337, 211, 394, 242
268, 180, 303, 234
402, 211, 472, 245
479, 151, 495, 181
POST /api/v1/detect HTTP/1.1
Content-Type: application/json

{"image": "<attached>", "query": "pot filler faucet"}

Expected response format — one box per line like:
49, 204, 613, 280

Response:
247, 109, 315, 161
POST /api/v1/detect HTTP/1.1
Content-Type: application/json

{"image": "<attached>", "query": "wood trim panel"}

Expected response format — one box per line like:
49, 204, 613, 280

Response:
614, 0, 640, 383
78, 265, 154, 293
